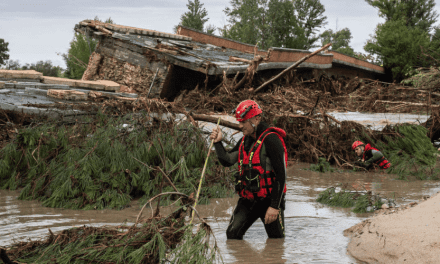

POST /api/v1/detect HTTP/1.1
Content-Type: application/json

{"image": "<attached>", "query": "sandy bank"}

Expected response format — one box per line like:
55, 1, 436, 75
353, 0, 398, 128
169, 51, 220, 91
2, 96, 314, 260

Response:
344, 191, 440, 263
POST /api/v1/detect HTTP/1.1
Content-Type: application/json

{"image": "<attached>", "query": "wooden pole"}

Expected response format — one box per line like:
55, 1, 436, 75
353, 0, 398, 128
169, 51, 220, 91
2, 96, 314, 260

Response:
253, 43, 332, 93
190, 118, 221, 224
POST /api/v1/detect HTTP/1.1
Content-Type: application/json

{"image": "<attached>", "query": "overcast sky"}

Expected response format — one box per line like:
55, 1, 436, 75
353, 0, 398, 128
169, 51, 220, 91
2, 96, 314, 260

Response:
1, 0, 439, 68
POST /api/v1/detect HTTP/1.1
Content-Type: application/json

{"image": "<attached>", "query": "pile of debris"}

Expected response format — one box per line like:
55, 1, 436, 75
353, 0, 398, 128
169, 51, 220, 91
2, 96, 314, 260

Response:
0, 202, 221, 263
0, 101, 234, 210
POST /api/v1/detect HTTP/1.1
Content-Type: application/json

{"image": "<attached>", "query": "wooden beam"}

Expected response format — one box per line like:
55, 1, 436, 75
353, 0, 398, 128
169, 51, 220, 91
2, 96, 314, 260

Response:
253, 43, 332, 93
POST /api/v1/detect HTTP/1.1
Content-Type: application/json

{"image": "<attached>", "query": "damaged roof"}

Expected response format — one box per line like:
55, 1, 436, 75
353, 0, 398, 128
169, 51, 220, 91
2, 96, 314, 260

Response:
75, 20, 384, 77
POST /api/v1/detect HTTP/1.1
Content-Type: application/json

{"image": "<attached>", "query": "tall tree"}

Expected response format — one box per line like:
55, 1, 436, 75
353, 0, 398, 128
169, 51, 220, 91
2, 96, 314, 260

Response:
177, 0, 212, 33
320, 28, 355, 56
63, 17, 113, 79
0, 39, 10, 66
366, 0, 438, 32
221, 0, 327, 50
365, 0, 438, 80
365, 19, 431, 81
293, 0, 327, 49
221, 0, 262, 46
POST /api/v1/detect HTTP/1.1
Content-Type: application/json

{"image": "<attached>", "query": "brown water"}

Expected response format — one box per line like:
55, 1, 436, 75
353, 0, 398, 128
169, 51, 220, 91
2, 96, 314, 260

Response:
1, 162, 439, 263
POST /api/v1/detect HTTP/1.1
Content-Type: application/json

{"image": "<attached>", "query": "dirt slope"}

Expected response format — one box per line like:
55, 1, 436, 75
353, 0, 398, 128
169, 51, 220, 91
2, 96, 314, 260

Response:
345, 192, 440, 263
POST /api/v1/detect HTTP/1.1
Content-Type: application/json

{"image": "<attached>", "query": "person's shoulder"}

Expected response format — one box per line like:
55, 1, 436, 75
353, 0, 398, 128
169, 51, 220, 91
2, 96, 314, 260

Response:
263, 132, 283, 145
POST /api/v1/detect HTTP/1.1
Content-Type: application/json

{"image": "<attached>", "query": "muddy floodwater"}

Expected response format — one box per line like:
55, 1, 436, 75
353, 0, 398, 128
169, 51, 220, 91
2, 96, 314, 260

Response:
1, 162, 440, 263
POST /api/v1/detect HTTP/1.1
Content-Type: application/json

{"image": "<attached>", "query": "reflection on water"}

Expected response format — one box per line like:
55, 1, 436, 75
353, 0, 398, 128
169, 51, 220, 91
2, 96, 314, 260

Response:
1, 162, 439, 263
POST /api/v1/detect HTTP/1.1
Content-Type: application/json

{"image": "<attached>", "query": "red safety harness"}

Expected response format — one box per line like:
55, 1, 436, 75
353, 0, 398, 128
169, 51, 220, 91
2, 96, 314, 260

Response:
363, 144, 391, 169
237, 127, 288, 199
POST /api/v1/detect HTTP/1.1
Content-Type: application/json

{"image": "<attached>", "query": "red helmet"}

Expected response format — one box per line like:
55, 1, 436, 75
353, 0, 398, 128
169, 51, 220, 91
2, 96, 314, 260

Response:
234, 100, 262, 122
352, 141, 364, 150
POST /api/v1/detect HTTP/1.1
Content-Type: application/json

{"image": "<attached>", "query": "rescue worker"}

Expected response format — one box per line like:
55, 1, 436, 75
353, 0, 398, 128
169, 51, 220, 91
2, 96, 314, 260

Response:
210, 100, 287, 239
352, 141, 390, 170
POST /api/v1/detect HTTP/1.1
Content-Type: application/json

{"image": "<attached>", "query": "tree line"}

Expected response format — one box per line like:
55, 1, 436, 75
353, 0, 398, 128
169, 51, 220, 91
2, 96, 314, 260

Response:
177, 0, 440, 81
1, 1, 440, 81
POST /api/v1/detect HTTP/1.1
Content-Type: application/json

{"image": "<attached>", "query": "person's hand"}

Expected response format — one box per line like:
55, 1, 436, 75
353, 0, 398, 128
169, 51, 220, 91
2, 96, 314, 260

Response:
264, 207, 279, 224
210, 127, 222, 143
354, 160, 364, 166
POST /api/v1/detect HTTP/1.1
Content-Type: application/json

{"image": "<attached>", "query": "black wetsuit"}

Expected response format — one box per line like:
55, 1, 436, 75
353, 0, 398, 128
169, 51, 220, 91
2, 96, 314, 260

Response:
214, 121, 286, 239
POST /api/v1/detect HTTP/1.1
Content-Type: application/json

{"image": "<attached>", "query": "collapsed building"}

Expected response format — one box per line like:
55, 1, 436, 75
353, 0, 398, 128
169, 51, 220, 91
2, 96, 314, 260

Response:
75, 20, 385, 100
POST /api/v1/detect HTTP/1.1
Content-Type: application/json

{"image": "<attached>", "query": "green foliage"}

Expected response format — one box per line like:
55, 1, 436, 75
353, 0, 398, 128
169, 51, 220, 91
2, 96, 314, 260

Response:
309, 157, 334, 173
365, 0, 438, 32
0, 114, 234, 210
0, 38, 9, 66
1, 59, 63, 77
222, 0, 262, 46
401, 67, 440, 89
63, 17, 113, 79
321, 28, 355, 56
62, 33, 98, 79
317, 187, 386, 213
6, 206, 222, 263
221, 0, 327, 50
21, 60, 64, 77
177, 0, 210, 33
293, 0, 328, 49
2, 59, 21, 70
362, 124, 439, 180
364, 0, 438, 80
364, 19, 431, 81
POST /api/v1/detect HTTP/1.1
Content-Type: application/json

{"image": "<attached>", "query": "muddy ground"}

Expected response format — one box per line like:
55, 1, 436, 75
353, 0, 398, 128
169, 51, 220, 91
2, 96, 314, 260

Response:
345, 191, 440, 263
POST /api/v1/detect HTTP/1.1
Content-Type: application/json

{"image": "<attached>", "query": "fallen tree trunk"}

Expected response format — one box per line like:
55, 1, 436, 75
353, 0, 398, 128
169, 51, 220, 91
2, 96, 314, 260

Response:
190, 113, 322, 131
253, 43, 332, 93
373, 100, 440, 108
191, 114, 241, 130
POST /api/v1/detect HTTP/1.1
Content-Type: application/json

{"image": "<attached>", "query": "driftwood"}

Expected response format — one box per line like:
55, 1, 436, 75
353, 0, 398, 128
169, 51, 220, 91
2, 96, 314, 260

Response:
253, 43, 332, 93
191, 114, 240, 130
95, 26, 112, 36
373, 100, 440, 108
229, 56, 253, 63
395, 87, 440, 96
191, 113, 324, 131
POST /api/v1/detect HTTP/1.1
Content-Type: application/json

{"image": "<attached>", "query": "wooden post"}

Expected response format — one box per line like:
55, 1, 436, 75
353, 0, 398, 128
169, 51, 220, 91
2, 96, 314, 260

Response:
253, 43, 332, 93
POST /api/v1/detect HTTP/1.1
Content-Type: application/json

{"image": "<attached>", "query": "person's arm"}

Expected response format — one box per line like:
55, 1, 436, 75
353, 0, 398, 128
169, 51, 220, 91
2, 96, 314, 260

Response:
365, 149, 384, 166
213, 139, 241, 167
263, 134, 286, 210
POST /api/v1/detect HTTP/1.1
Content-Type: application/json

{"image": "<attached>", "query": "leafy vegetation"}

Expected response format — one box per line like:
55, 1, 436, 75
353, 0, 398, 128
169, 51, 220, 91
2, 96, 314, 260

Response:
0, 38, 9, 66
0, 112, 234, 210
220, 0, 327, 50
364, 19, 431, 81
1, 59, 63, 77
308, 157, 334, 173
63, 16, 113, 79
317, 186, 388, 213
364, 0, 439, 80
361, 124, 439, 180
320, 28, 355, 56
4, 205, 222, 263
176, 0, 215, 34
